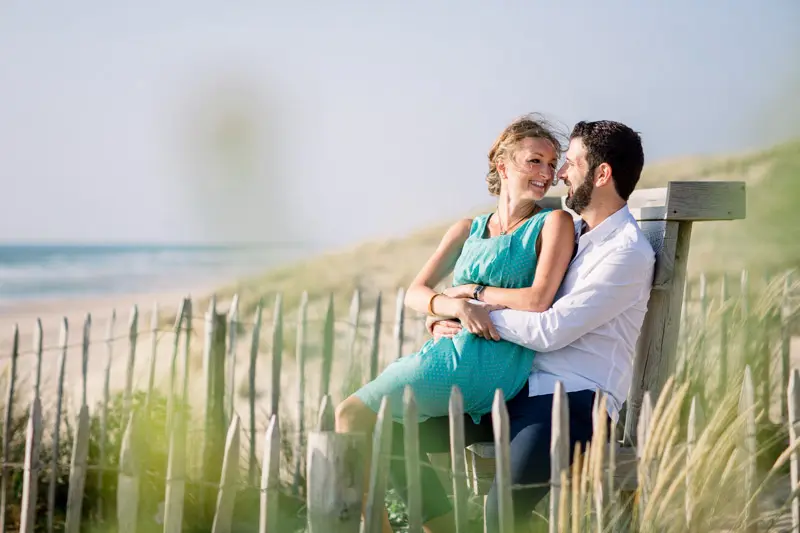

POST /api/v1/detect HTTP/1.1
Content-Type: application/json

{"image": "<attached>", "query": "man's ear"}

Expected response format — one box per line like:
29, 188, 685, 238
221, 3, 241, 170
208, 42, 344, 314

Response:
594, 162, 613, 188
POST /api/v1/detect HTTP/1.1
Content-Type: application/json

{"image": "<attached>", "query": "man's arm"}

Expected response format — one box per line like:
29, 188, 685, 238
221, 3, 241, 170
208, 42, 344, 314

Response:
489, 247, 655, 352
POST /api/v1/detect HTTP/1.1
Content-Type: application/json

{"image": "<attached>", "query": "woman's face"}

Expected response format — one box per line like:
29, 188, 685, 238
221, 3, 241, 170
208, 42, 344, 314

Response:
498, 137, 558, 201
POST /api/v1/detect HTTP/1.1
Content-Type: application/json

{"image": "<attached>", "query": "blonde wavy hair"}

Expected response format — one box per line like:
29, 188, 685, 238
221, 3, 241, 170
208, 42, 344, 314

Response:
486, 113, 565, 196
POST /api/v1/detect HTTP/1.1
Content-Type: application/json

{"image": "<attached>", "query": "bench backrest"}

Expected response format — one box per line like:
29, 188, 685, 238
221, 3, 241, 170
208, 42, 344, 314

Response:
540, 181, 746, 443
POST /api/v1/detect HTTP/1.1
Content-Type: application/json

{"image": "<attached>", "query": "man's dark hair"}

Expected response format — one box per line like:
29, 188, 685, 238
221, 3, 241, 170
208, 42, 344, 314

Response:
570, 120, 644, 201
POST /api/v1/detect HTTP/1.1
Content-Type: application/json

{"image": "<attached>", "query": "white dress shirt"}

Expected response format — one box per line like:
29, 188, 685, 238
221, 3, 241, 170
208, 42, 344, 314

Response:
489, 204, 656, 418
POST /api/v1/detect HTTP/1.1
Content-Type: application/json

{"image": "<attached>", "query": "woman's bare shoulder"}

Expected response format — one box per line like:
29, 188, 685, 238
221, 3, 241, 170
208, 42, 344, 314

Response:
439, 217, 474, 243
542, 209, 576, 239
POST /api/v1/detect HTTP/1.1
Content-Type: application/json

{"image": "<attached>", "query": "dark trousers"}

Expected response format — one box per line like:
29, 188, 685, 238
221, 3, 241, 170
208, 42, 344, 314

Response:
387, 388, 605, 532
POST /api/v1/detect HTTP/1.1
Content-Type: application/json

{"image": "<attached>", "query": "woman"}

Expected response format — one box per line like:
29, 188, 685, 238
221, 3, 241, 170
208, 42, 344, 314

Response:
336, 113, 576, 430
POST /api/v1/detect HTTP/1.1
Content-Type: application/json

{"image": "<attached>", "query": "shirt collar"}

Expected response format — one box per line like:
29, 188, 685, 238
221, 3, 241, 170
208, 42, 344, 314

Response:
577, 204, 633, 245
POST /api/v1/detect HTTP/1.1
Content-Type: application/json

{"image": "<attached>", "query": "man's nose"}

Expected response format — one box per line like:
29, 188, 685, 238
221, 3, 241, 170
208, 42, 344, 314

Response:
554, 164, 567, 184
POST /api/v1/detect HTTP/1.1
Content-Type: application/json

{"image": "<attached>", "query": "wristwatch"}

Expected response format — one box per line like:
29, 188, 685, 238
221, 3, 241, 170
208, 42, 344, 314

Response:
473, 285, 486, 301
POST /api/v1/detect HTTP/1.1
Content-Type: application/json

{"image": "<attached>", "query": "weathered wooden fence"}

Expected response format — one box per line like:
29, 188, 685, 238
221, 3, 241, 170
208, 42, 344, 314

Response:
0, 268, 797, 532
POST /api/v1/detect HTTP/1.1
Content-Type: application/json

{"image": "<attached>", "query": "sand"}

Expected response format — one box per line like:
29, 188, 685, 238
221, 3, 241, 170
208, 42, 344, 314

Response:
0, 290, 212, 417
0, 284, 423, 467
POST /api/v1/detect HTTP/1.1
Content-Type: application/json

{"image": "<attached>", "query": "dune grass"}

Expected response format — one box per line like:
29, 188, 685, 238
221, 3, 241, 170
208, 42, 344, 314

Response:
202, 138, 800, 323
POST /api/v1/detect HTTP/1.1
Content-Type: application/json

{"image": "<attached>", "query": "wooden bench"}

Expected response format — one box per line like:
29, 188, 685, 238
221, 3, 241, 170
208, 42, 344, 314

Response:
435, 180, 747, 497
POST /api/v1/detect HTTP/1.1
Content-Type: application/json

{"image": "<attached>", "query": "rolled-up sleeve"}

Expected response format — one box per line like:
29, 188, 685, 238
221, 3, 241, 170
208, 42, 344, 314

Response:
490, 247, 655, 352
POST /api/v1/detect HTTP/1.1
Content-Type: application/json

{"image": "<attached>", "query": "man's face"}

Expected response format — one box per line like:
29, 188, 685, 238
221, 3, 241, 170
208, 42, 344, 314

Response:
558, 137, 594, 214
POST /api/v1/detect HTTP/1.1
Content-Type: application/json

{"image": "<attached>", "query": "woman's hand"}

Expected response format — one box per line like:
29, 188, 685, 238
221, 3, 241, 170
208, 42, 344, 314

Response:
454, 300, 503, 341
442, 284, 477, 300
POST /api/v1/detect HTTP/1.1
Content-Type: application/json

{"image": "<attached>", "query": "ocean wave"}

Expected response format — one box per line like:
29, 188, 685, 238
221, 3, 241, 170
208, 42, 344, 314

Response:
0, 244, 298, 302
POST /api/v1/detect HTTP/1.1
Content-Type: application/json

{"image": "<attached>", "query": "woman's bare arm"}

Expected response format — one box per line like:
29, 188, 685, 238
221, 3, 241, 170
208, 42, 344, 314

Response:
403, 218, 474, 318
451, 210, 575, 312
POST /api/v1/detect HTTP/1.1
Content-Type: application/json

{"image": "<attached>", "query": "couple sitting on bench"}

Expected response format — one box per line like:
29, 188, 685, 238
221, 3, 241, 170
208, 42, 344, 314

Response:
335, 114, 656, 533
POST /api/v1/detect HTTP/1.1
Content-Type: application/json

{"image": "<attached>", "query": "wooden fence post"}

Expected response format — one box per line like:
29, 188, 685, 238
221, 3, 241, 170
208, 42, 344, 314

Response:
0, 325, 18, 533
182, 299, 193, 403
571, 443, 583, 533
636, 392, 654, 518
404, 387, 423, 533
226, 295, 239, 426
394, 288, 405, 361
145, 301, 160, 410
203, 297, 227, 491
270, 293, 283, 417
449, 386, 468, 533
162, 410, 187, 533
19, 398, 42, 533
47, 319, 68, 533
166, 300, 187, 441
607, 415, 619, 533
740, 270, 750, 374
788, 369, 800, 533
98, 309, 116, 520
317, 395, 334, 432
249, 299, 264, 486
346, 289, 361, 379
679, 279, 691, 381
624, 219, 693, 444
117, 414, 140, 533
592, 393, 608, 533
211, 416, 240, 533
259, 414, 281, 533
581, 440, 592, 531
306, 428, 366, 532
369, 292, 382, 381
292, 293, 308, 493
33, 319, 43, 401
549, 381, 569, 533
492, 389, 514, 533
81, 313, 91, 409
123, 305, 139, 422
65, 406, 90, 533
320, 294, 335, 404
364, 396, 393, 533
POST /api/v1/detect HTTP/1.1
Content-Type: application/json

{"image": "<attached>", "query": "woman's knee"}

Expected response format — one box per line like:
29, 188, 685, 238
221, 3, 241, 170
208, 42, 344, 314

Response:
335, 396, 376, 433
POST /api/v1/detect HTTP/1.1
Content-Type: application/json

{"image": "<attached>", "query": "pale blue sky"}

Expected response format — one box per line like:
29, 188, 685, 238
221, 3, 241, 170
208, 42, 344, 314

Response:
1, 1, 798, 248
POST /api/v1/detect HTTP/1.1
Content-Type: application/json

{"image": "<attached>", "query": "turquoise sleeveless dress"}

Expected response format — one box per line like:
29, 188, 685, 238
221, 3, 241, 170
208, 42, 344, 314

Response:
354, 208, 553, 424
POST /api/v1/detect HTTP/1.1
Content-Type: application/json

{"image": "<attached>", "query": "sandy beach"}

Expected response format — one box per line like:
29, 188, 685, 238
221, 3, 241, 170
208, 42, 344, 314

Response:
0, 281, 426, 468
0, 289, 215, 418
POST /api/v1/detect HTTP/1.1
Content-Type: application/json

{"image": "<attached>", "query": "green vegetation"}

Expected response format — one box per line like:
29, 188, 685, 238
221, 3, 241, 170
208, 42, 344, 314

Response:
211, 138, 800, 319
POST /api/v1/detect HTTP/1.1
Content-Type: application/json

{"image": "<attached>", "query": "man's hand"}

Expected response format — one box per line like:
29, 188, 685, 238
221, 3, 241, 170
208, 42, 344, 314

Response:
426, 300, 506, 341
442, 284, 477, 300
427, 317, 462, 340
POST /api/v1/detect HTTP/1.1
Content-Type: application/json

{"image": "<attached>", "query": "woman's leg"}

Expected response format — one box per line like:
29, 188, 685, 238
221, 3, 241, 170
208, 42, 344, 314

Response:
335, 395, 394, 533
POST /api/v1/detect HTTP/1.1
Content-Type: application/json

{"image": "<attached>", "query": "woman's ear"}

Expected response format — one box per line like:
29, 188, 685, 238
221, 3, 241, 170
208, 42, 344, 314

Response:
496, 159, 506, 179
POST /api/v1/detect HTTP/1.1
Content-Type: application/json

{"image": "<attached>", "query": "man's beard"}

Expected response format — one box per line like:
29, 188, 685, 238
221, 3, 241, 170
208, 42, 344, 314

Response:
565, 170, 594, 214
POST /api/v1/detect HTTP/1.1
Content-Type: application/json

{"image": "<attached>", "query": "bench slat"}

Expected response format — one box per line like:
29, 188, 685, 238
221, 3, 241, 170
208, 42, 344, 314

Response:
464, 444, 639, 495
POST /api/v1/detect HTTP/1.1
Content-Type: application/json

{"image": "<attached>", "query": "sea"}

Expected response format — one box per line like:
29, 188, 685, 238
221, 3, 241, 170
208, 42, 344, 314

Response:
0, 243, 312, 305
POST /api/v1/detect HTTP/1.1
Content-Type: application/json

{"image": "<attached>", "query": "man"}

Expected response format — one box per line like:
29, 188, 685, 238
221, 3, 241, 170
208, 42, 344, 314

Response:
387, 120, 656, 533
